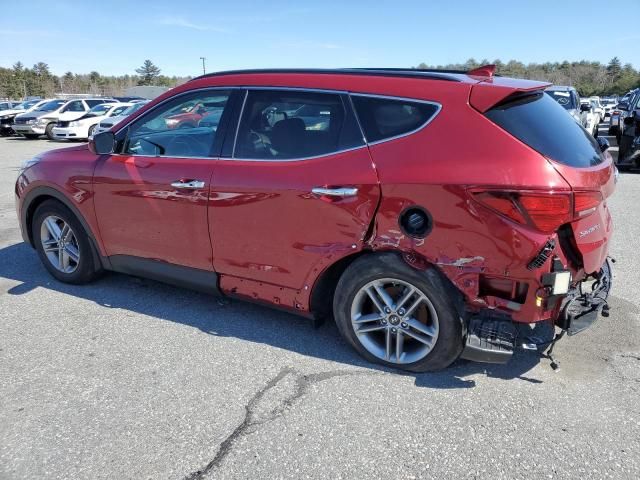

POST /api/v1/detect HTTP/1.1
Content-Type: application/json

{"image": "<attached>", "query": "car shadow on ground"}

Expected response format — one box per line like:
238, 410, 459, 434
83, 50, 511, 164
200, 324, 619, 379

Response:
0, 241, 547, 389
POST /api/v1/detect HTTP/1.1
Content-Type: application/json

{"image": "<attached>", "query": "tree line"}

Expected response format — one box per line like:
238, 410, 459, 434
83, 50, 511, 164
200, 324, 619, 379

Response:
2, 57, 638, 100
0, 60, 190, 99
416, 57, 639, 96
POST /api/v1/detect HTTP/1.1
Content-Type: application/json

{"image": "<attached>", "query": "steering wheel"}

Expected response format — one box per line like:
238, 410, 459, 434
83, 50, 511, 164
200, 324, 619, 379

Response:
166, 135, 209, 157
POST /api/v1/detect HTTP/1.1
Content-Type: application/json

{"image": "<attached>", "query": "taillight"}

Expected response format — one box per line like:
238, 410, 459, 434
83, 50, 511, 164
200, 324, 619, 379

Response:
472, 190, 602, 233
574, 191, 602, 218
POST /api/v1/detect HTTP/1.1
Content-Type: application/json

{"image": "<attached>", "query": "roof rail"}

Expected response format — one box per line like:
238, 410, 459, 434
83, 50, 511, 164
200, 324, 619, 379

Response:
189, 68, 464, 83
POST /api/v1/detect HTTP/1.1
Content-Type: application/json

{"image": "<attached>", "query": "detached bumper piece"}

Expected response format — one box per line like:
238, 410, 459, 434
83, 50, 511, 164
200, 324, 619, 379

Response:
557, 259, 613, 335
461, 316, 517, 364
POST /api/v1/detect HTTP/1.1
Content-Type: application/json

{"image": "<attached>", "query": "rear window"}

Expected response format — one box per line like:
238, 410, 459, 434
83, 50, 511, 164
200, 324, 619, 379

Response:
351, 95, 440, 143
486, 92, 602, 168
545, 90, 577, 110
86, 99, 108, 107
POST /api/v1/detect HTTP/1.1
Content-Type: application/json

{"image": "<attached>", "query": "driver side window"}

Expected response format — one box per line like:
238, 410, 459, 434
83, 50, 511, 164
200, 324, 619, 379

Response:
123, 90, 231, 158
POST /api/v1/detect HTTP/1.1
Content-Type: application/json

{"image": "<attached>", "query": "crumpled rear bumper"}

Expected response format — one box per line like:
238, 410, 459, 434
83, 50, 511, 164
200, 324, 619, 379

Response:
557, 258, 613, 335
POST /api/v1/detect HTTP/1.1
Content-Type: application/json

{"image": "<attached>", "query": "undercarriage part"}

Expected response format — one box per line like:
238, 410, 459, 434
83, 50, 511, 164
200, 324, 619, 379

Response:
460, 316, 517, 364
544, 329, 566, 371
557, 258, 612, 334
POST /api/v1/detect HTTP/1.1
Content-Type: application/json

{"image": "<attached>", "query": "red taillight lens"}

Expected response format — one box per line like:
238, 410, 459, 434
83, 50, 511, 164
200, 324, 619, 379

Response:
574, 191, 602, 218
519, 194, 572, 232
472, 190, 600, 233
472, 192, 525, 224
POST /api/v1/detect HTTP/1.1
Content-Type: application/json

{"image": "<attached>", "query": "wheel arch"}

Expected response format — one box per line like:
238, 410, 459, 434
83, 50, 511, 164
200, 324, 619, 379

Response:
21, 186, 108, 269
309, 250, 369, 322
309, 249, 466, 324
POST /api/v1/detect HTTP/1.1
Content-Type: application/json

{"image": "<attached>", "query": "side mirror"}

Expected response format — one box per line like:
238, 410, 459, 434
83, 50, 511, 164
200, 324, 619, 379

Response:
617, 102, 629, 111
88, 131, 115, 155
596, 137, 609, 153
580, 104, 591, 112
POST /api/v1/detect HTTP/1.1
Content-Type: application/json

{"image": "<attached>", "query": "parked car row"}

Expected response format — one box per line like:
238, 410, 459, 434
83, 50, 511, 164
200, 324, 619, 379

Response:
610, 88, 639, 137
616, 88, 640, 171
0, 96, 148, 141
0, 99, 45, 136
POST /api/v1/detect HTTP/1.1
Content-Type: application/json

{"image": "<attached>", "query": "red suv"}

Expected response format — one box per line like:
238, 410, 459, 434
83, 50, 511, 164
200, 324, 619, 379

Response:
15, 67, 615, 371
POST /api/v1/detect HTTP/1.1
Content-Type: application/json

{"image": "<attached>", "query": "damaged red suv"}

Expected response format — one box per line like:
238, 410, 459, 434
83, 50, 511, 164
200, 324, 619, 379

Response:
15, 66, 615, 371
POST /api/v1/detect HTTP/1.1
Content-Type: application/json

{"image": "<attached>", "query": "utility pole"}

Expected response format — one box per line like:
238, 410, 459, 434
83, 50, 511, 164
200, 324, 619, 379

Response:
200, 57, 206, 75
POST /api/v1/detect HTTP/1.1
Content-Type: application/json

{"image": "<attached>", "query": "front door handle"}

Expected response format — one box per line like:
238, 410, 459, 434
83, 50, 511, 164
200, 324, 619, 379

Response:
171, 180, 205, 189
311, 187, 359, 198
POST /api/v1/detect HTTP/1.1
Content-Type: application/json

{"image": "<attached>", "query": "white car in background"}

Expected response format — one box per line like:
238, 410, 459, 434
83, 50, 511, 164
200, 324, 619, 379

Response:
92, 100, 150, 135
580, 100, 599, 136
587, 97, 605, 124
601, 97, 618, 118
52, 102, 133, 140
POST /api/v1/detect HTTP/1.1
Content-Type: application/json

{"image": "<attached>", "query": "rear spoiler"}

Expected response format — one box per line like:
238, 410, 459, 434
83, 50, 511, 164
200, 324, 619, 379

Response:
466, 64, 551, 113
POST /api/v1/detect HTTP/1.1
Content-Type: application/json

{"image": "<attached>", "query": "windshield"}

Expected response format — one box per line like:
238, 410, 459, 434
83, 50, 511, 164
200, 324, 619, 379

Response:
487, 92, 602, 168
37, 100, 65, 112
545, 90, 576, 110
18, 99, 41, 110
109, 105, 130, 116
87, 104, 113, 116
121, 102, 146, 116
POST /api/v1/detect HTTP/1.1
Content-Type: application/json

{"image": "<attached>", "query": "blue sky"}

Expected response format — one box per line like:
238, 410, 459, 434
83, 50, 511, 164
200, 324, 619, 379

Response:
1, 0, 638, 76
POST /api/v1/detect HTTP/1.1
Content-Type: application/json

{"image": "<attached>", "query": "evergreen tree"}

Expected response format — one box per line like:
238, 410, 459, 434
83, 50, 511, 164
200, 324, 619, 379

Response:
607, 57, 622, 80
135, 60, 161, 85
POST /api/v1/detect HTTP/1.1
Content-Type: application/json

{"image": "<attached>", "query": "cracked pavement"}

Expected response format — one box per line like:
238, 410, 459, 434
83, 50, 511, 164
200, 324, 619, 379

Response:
1, 126, 639, 480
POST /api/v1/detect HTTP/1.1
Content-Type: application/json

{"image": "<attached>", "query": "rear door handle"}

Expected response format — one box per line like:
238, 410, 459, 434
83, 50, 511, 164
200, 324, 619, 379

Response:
311, 187, 359, 198
171, 180, 205, 189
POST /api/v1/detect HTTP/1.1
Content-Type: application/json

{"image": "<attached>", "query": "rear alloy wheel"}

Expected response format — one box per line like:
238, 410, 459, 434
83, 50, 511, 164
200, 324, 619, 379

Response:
333, 253, 463, 372
32, 200, 101, 284
350, 278, 440, 365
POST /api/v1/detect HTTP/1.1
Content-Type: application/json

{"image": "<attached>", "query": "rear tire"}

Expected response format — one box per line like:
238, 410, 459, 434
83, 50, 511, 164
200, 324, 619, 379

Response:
32, 200, 102, 284
333, 253, 464, 372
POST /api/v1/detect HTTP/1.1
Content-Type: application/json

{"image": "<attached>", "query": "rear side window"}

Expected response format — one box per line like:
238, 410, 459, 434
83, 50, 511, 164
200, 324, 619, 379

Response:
235, 90, 363, 160
486, 92, 602, 168
351, 95, 440, 143
86, 100, 107, 108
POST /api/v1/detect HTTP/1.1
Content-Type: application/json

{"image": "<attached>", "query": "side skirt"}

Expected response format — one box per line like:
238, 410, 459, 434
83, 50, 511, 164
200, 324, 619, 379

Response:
108, 255, 221, 296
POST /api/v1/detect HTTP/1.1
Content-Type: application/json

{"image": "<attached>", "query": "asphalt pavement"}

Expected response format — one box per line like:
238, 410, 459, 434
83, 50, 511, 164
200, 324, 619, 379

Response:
0, 123, 639, 479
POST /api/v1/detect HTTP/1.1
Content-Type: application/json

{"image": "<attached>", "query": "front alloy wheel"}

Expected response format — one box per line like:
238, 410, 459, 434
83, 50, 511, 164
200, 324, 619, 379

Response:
40, 215, 80, 273
32, 199, 101, 284
351, 278, 439, 364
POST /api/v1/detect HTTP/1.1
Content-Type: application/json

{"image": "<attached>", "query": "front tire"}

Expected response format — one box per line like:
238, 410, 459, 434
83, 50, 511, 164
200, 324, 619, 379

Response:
333, 253, 464, 372
45, 123, 55, 140
32, 200, 101, 284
